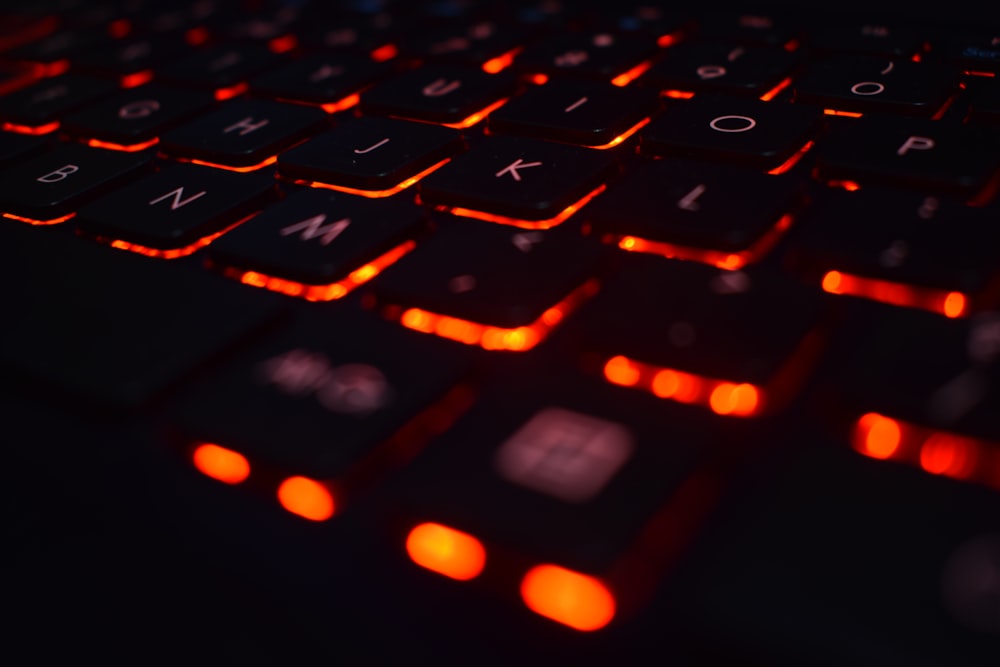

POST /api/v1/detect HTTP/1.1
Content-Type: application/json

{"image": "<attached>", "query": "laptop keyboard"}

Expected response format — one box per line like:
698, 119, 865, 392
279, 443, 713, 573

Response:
2, 0, 1000, 663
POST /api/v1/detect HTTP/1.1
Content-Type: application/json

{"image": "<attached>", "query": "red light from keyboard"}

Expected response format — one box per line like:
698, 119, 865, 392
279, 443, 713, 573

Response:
436, 183, 606, 230
293, 158, 451, 199
370, 43, 398, 62
610, 60, 652, 87
442, 97, 510, 129
96, 215, 251, 259
2, 211, 75, 226
277, 476, 335, 521
214, 82, 249, 101
482, 47, 523, 74
225, 239, 416, 301
853, 412, 998, 489
589, 117, 650, 150
604, 356, 764, 417
406, 522, 487, 581
192, 443, 251, 485
319, 92, 361, 114
120, 70, 153, 89
759, 76, 794, 102
615, 212, 795, 270
398, 279, 599, 352
85, 137, 159, 152
520, 565, 616, 631
821, 270, 969, 318
1, 120, 59, 136
182, 155, 278, 173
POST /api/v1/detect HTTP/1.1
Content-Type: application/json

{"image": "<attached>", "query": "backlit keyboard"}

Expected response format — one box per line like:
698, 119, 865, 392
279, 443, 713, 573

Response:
3, 1, 1000, 664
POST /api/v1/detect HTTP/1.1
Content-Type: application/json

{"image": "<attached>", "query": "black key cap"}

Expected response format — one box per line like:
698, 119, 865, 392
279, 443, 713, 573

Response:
295, 14, 401, 54
938, 29, 1000, 75
0, 144, 152, 221
277, 116, 464, 193
171, 311, 472, 482
375, 218, 605, 333
810, 21, 926, 57
404, 19, 526, 67
586, 158, 805, 266
792, 56, 957, 117
207, 189, 426, 296
75, 37, 188, 77
158, 44, 283, 91
361, 65, 518, 127
697, 10, 801, 47
569, 256, 824, 416
813, 115, 1000, 196
0, 131, 46, 166
0, 75, 117, 128
784, 188, 1000, 308
5, 29, 108, 65
249, 53, 390, 109
0, 221, 284, 410
673, 442, 1000, 666
61, 84, 215, 146
514, 30, 658, 83
487, 79, 658, 148
417, 136, 618, 224
76, 164, 274, 254
640, 95, 822, 170
390, 375, 709, 592
159, 99, 327, 169
827, 307, 1000, 440
967, 77, 1000, 125
641, 42, 799, 98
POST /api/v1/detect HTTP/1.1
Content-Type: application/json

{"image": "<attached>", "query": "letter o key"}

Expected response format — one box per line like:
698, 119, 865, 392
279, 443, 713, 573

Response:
850, 81, 885, 96
709, 115, 756, 133
118, 99, 161, 120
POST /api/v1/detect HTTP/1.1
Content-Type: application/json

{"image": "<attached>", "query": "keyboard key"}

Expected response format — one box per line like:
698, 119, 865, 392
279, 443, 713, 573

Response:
792, 56, 957, 117
75, 36, 188, 77
784, 188, 1000, 311
825, 307, 1000, 440
809, 21, 926, 57
640, 94, 822, 170
486, 78, 658, 148
76, 164, 274, 254
159, 99, 328, 169
0, 220, 285, 410
585, 157, 806, 267
375, 217, 605, 335
5, 29, 108, 65
158, 44, 284, 91
404, 19, 526, 67
0, 131, 46, 165
0, 75, 117, 128
170, 311, 473, 482
61, 84, 215, 146
249, 53, 390, 109
813, 115, 1000, 196
966, 77, 1000, 125
417, 136, 618, 224
937, 29, 1000, 75
389, 375, 710, 591
674, 442, 1000, 665
0, 144, 152, 221
513, 30, 658, 83
360, 65, 518, 127
641, 42, 799, 98
207, 189, 426, 295
277, 116, 464, 194
697, 11, 802, 47
567, 256, 825, 416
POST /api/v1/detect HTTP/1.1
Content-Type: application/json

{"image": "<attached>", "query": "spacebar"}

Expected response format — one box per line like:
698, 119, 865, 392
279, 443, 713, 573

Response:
0, 224, 285, 410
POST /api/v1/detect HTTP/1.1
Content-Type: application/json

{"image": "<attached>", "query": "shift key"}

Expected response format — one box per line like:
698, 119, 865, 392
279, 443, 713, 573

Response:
0, 223, 285, 410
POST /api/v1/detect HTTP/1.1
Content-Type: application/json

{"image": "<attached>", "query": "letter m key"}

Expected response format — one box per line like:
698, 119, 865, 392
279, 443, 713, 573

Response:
280, 214, 351, 245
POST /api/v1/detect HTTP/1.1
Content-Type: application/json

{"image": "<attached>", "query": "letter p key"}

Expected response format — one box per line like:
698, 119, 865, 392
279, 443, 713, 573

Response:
897, 136, 935, 156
